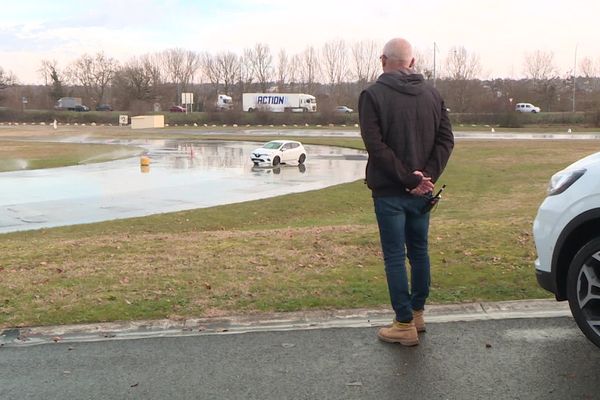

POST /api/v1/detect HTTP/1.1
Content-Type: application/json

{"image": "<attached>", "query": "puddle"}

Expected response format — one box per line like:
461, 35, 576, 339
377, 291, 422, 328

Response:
0, 140, 367, 233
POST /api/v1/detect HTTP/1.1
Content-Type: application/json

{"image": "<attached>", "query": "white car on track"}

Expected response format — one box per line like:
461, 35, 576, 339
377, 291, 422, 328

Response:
250, 140, 307, 167
533, 151, 600, 348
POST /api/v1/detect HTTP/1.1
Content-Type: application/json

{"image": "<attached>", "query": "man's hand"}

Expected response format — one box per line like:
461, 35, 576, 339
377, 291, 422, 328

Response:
410, 170, 434, 196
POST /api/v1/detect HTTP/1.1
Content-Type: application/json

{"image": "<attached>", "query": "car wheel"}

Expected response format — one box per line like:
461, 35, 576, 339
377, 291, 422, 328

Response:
272, 156, 280, 166
531, 110, 537, 113
567, 236, 600, 348
298, 154, 306, 164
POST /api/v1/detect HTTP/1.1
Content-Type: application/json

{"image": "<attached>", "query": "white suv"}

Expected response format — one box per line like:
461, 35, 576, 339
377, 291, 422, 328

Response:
533, 151, 600, 347
515, 103, 541, 113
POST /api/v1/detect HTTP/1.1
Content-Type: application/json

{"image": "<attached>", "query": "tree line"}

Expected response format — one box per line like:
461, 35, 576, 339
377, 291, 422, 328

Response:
1, 41, 600, 114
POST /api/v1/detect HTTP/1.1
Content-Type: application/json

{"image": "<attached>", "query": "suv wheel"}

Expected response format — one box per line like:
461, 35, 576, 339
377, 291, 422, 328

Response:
567, 237, 600, 347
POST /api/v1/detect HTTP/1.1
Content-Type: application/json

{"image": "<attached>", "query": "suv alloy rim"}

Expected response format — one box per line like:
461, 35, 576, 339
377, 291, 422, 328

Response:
576, 250, 600, 337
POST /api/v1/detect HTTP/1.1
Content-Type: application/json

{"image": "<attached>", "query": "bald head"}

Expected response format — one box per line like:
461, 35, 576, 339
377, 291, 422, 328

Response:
381, 38, 415, 72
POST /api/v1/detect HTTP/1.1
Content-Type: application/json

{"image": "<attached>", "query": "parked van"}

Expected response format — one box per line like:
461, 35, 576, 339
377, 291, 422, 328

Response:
515, 103, 541, 113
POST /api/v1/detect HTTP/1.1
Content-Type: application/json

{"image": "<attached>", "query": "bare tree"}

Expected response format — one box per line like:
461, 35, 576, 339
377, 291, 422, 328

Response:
322, 39, 349, 88
39, 59, 57, 86
298, 46, 320, 93
0, 66, 17, 103
445, 46, 481, 81
215, 52, 240, 95
0, 67, 16, 89
443, 46, 482, 112
245, 43, 273, 92
69, 52, 118, 106
201, 52, 222, 93
113, 57, 154, 101
111, 53, 170, 111
39, 59, 66, 102
579, 57, 598, 78
351, 40, 380, 86
238, 50, 255, 95
522, 50, 559, 111
276, 48, 290, 90
579, 56, 600, 92
140, 53, 164, 89
159, 48, 200, 102
289, 54, 302, 91
413, 47, 434, 80
523, 50, 556, 81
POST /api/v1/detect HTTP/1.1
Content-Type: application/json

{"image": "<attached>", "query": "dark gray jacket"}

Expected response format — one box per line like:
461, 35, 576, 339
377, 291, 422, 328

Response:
359, 71, 454, 197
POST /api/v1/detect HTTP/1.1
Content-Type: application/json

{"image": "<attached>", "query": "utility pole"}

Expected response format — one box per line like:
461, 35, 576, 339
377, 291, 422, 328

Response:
433, 42, 437, 87
572, 44, 578, 113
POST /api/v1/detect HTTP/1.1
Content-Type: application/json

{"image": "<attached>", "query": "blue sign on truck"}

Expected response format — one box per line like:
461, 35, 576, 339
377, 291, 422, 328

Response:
243, 93, 317, 113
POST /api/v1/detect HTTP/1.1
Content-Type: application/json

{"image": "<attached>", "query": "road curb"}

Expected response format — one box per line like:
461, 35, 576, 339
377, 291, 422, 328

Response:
0, 299, 571, 347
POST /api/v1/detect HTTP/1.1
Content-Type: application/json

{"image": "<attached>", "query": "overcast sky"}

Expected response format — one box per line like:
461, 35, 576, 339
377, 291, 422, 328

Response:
2, 0, 599, 84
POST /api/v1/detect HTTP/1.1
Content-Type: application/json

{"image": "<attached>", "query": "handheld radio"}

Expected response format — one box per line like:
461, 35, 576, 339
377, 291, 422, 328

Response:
421, 184, 446, 214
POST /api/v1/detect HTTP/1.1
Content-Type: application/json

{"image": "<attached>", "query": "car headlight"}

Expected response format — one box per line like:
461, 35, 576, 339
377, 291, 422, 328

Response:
547, 169, 586, 196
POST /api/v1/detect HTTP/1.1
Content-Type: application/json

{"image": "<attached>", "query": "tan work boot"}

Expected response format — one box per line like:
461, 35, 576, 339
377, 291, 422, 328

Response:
413, 309, 426, 333
377, 320, 419, 346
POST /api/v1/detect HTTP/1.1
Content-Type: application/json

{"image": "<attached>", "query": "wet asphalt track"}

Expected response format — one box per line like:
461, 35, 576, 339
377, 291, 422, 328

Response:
0, 139, 366, 233
1, 317, 598, 400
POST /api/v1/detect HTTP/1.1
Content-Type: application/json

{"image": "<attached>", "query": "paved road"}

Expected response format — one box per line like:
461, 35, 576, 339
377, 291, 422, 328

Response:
1, 316, 598, 400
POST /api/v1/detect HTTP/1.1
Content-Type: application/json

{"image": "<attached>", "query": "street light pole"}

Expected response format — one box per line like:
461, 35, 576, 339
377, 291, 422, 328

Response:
433, 42, 437, 87
573, 44, 578, 113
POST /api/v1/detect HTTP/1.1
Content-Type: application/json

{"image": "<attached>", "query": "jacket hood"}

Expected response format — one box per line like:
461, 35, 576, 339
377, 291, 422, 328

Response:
377, 71, 425, 96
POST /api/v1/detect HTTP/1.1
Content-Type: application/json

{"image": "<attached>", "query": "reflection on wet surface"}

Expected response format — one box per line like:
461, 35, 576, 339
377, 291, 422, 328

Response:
0, 140, 367, 233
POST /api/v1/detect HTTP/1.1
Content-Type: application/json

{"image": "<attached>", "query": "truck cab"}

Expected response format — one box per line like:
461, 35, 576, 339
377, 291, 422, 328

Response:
216, 94, 233, 111
299, 95, 317, 112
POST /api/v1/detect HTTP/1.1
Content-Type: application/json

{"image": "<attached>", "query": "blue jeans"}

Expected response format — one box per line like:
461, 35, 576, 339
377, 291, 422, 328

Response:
374, 195, 431, 323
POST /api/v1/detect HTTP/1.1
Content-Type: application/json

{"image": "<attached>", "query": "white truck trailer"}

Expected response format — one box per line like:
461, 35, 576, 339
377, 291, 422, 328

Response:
242, 93, 317, 113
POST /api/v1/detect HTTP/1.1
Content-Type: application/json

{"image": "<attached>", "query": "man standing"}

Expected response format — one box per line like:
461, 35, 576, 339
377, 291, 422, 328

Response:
359, 38, 454, 346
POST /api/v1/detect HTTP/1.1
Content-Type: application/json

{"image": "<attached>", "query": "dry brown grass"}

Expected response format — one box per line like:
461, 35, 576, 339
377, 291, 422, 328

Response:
0, 225, 383, 327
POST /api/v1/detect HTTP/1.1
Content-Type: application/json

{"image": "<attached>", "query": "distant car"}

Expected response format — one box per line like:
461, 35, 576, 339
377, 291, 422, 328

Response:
169, 105, 186, 112
533, 151, 600, 348
250, 140, 307, 167
72, 105, 90, 112
335, 105, 353, 113
95, 104, 112, 111
515, 103, 541, 113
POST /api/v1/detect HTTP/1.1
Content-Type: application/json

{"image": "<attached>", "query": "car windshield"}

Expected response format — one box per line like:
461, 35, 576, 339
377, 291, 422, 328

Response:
262, 141, 283, 149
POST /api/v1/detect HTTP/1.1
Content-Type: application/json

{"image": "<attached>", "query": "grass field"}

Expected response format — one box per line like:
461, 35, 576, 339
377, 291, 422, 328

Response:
1, 128, 599, 329
0, 140, 142, 172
